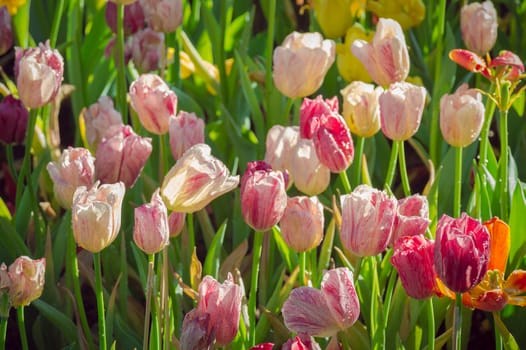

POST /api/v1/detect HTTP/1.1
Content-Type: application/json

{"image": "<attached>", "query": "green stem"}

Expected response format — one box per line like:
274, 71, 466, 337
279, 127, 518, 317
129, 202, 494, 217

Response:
0, 317, 7, 350
454, 147, 463, 217
352, 136, 365, 186
16, 307, 28, 350
339, 170, 352, 194
370, 256, 384, 350
185, 213, 195, 283
265, 0, 277, 127
49, 0, 65, 47
94, 253, 107, 350
453, 294, 463, 350
397, 140, 411, 196
5, 144, 17, 187
493, 312, 503, 350
499, 109, 509, 221
143, 254, 155, 350
299, 251, 306, 286
384, 141, 399, 192
159, 134, 168, 182
427, 298, 436, 350
116, 3, 128, 124
162, 248, 170, 350
284, 98, 294, 124
248, 231, 264, 347
478, 83, 497, 171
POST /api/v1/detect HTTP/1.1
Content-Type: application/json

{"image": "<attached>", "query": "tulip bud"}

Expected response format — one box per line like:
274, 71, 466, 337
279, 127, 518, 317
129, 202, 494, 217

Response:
72, 181, 125, 253
169, 111, 205, 160
105, 1, 145, 36
95, 125, 152, 188
379, 81, 426, 141
15, 41, 64, 108
461, 1, 497, 56
0, 7, 13, 56
168, 211, 186, 237
0, 95, 28, 145
434, 213, 490, 293
367, 0, 426, 29
240, 161, 287, 232
161, 144, 240, 213
81, 96, 123, 151
47, 147, 96, 209
336, 24, 373, 83
440, 83, 484, 147
273, 32, 335, 98
310, 0, 357, 39
282, 334, 321, 350
130, 28, 165, 73
280, 196, 324, 252
133, 189, 170, 254
341, 81, 382, 138
340, 184, 397, 256
264, 125, 300, 176
289, 139, 330, 196
140, 0, 183, 33
391, 194, 431, 244
352, 18, 409, 86
391, 235, 438, 299
1, 257, 46, 307
129, 73, 177, 134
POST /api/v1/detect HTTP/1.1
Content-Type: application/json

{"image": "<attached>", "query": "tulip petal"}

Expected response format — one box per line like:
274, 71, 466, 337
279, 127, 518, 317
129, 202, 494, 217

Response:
484, 217, 510, 273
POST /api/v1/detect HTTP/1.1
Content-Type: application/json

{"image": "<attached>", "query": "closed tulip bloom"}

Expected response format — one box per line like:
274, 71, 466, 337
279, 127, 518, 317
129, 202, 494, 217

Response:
161, 144, 240, 213
168, 211, 186, 237
280, 196, 324, 252
341, 81, 382, 138
129, 73, 177, 134
391, 194, 431, 244
367, 0, 426, 29
273, 31, 335, 98
0, 95, 28, 145
1, 256, 46, 307
391, 235, 438, 299
352, 18, 409, 86
133, 189, 169, 254
47, 147, 96, 209
140, 0, 182, 33
130, 28, 165, 73
440, 83, 484, 147
336, 24, 373, 83
72, 181, 125, 253
95, 125, 152, 188
434, 213, 490, 293
340, 184, 397, 256
180, 309, 213, 350
240, 161, 287, 232
379, 81, 426, 141
169, 111, 205, 160
289, 139, 330, 196
299, 95, 339, 139
311, 0, 357, 39
461, 1, 497, 55
15, 41, 64, 108
81, 96, 123, 151
264, 125, 300, 176
105, 1, 145, 36
283, 267, 360, 336
0, 7, 13, 56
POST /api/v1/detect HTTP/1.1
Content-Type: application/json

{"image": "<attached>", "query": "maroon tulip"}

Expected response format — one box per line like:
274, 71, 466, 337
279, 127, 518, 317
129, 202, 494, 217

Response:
391, 194, 431, 244
0, 95, 28, 144
105, 1, 145, 36
0, 7, 13, 56
434, 213, 490, 293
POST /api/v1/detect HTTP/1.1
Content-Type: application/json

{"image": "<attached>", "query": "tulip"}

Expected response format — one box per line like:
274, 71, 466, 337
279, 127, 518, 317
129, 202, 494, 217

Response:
282, 333, 321, 350
352, 18, 410, 86
273, 31, 335, 98
367, 0, 426, 29
1, 256, 46, 307
310, 0, 357, 39
264, 125, 300, 176
81, 96, 123, 151
379, 81, 427, 141
129, 73, 177, 134
299, 95, 339, 139
133, 189, 170, 254
47, 147, 96, 209
460, 1, 497, 56
180, 309, 213, 350
282, 267, 360, 336
130, 28, 165, 73
289, 139, 330, 196
434, 213, 490, 293
391, 194, 431, 244
15, 41, 64, 108
340, 184, 397, 256
169, 111, 205, 160
1, 0, 26, 15
336, 24, 373, 83
240, 161, 287, 232
95, 125, 152, 188
280, 196, 324, 252
168, 211, 186, 237
0, 95, 28, 145
71, 181, 125, 253
250, 344, 274, 350
440, 83, 485, 147
391, 235, 438, 299
161, 144, 240, 213
105, 1, 145, 36
140, 0, 182, 33
0, 7, 12, 56
341, 81, 382, 138
448, 49, 492, 79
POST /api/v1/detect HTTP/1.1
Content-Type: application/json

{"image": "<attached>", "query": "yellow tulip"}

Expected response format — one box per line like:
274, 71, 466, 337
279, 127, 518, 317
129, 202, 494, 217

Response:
336, 24, 373, 83
311, 0, 365, 39
367, 0, 426, 29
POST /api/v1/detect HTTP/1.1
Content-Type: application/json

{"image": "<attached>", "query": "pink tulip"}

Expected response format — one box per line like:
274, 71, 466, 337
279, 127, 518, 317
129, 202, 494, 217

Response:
461, 1, 497, 55
47, 147, 96, 209
140, 0, 182, 33
240, 161, 287, 232
0, 256, 46, 307
169, 111, 205, 160
180, 309, 212, 350
264, 125, 300, 176
15, 41, 64, 108
250, 344, 274, 350
340, 81, 382, 138
105, 1, 145, 36
391, 194, 431, 244
289, 139, 330, 196
379, 81, 426, 141
129, 73, 177, 134
130, 28, 165, 73
168, 211, 186, 237
351, 18, 409, 86
95, 125, 152, 188
0, 95, 28, 145
0, 7, 12, 56
133, 189, 170, 254
82, 96, 123, 151
299, 96, 339, 139
280, 196, 324, 252
340, 184, 397, 256
282, 334, 321, 350
434, 213, 490, 293
161, 144, 239, 213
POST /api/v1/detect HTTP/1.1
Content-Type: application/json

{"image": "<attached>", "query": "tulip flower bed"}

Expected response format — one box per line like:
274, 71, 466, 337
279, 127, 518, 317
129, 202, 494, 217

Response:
1, 0, 526, 349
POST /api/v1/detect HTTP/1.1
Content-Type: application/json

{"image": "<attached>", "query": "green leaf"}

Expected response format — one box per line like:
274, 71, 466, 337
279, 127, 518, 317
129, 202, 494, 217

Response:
32, 299, 78, 342
203, 219, 227, 278
271, 226, 297, 272
508, 181, 526, 270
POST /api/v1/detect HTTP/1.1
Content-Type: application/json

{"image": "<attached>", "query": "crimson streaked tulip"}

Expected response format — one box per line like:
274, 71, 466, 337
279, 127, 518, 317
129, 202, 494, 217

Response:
340, 185, 397, 256
130, 28, 165, 73
0, 256, 46, 307
168, 211, 185, 237
140, 0, 182, 33
105, 1, 145, 36
95, 125, 152, 188
460, 1, 497, 56
133, 189, 169, 254
0, 7, 12, 56
280, 196, 324, 253
282, 333, 321, 350
273, 32, 335, 98
351, 18, 409, 86
489, 50, 525, 82
161, 144, 240, 213
82, 96, 123, 151
169, 111, 205, 160
282, 267, 360, 336
379, 81, 426, 141
448, 49, 492, 79
341, 81, 382, 138
240, 161, 287, 232
129, 73, 177, 134
391, 194, 431, 244
299, 96, 338, 139
15, 41, 64, 108
47, 147, 96, 209
289, 139, 330, 196
0, 95, 28, 145
264, 125, 300, 175
440, 83, 484, 147
434, 213, 490, 293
